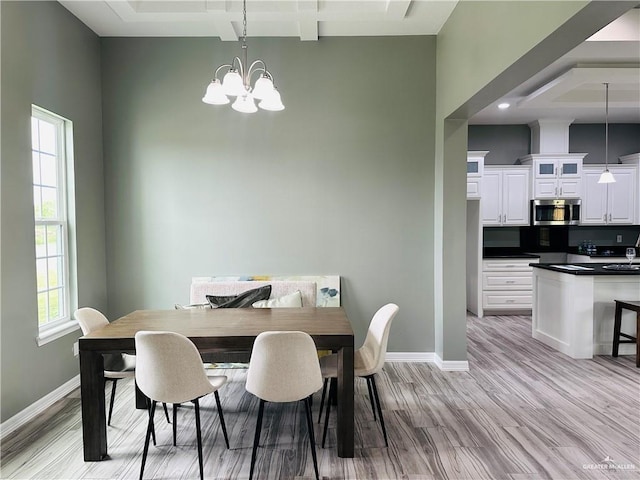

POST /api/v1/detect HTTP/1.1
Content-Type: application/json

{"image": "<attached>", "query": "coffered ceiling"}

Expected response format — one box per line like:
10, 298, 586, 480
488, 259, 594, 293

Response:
57, 0, 458, 40
58, 1, 640, 124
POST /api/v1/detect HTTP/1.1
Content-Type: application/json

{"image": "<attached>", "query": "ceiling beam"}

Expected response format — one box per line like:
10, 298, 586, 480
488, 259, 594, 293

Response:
385, 0, 411, 19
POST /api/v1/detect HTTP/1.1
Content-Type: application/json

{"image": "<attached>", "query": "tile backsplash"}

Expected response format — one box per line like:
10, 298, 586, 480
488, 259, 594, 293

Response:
483, 225, 640, 251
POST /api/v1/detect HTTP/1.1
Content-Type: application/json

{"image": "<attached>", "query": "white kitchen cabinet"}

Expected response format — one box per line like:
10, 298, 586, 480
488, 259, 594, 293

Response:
481, 166, 530, 226
520, 154, 585, 199
581, 165, 637, 225
619, 153, 640, 224
467, 151, 487, 199
482, 258, 539, 313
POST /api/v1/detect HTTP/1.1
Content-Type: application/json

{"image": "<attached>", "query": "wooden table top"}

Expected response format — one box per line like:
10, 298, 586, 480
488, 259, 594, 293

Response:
79, 307, 354, 351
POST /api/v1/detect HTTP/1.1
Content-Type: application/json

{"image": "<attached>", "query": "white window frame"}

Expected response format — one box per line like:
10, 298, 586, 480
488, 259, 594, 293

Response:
31, 105, 79, 345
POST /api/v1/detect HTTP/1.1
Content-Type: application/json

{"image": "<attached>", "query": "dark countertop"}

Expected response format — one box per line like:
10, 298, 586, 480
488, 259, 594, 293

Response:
531, 263, 640, 275
483, 248, 540, 259
484, 246, 638, 260
484, 254, 541, 259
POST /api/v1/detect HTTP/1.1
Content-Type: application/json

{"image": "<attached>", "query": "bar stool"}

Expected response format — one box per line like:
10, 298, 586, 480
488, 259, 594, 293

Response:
612, 300, 640, 367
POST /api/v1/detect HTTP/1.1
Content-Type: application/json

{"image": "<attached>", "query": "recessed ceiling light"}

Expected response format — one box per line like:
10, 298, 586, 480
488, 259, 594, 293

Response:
498, 103, 510, 110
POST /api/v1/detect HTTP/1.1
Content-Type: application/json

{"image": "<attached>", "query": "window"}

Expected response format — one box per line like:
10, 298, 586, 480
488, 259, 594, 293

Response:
31, 106, 76, 341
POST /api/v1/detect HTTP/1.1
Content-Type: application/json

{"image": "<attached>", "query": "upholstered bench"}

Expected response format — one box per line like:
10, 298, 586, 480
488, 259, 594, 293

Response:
181, 275, 340, 364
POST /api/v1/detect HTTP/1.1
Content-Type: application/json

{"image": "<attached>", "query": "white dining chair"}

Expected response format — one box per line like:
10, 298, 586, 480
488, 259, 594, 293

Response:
245, 331, 323, 480
318, 303, 399, 447
75, 307, 169, 426
134, 331, 229, 480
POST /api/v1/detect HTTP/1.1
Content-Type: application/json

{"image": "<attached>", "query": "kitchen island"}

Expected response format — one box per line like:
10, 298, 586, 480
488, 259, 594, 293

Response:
531, 263, 640, 359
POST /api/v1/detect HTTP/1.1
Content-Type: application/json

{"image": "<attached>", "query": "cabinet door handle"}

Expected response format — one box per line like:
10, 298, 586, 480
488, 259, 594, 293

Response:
609, 213, 612, 222
506, 280, 515, 284
560, 167, 563, 176
506, 299, 515, 304
603, 214, 607, 222
559, 187, 562, 196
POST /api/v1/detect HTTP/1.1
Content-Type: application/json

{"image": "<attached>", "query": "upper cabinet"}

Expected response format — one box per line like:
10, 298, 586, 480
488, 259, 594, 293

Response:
581, 165, 637, 225
620, 153, 640, 224
519, 154, 585, 199
482, 166, 530, 226
467, 151, 488, 199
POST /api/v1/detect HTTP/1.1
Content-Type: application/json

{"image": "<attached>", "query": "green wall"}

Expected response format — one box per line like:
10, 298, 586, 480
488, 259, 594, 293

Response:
0, 1, 106, 421
101, 36, 437, 351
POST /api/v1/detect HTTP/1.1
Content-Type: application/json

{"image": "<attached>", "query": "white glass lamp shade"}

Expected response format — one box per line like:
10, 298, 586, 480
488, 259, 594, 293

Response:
202, 80, 230, 105
258, 88, 285, 111
251, 75, 274, 100
232, 93, 258, 113
222, 70, 245, 97
598, 169, 616, 184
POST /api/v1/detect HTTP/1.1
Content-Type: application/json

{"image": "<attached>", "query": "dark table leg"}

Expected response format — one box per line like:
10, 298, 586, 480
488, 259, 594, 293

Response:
336, 345, 354, 458
135, 381, 147, 409
79, 349, 107, 461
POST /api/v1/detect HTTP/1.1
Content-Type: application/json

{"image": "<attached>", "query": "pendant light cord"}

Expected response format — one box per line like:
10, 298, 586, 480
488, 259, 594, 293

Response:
604, 82, 609, 170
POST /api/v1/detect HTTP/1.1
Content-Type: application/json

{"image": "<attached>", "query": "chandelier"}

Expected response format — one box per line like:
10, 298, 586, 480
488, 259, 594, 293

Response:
598, 82, 615, 184
202, 0, 284, 113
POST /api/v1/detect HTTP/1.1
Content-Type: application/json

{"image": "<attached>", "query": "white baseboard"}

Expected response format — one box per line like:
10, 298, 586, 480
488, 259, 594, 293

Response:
386, 352, 469, 372
386, 352, 435, 363
0, 374, 80, 441
433, 353, 470, 371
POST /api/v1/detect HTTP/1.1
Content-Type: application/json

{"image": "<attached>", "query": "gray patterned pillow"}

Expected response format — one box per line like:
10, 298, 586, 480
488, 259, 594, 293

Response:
206, 285, 272, 308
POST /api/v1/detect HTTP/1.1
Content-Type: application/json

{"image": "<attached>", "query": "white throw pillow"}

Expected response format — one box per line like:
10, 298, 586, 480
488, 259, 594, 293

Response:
252, 290, 303, 308
174, 303, 211, 310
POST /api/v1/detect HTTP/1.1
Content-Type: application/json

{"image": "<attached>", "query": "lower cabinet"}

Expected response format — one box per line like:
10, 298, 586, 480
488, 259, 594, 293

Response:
482, 258, 539, 313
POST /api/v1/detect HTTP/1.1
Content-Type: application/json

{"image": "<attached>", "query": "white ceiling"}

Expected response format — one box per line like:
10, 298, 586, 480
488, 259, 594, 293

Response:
59, 1, 640, 124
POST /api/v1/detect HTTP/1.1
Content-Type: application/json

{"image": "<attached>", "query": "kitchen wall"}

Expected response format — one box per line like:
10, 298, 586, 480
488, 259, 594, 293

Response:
1, 1, 106, 422
468, 125, 531, 164
101, 36, 437, 355
469, 124, 640, 164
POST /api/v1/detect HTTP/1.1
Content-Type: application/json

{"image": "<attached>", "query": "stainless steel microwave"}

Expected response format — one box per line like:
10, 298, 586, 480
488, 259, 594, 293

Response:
531, 199, 581, 226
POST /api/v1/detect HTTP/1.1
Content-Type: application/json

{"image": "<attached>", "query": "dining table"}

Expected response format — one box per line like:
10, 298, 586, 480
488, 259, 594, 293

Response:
78, 306, 355, 460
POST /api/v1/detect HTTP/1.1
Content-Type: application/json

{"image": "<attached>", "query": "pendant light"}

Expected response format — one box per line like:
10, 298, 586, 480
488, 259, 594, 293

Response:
598, 83, 615, 184
202, 0, 284, 113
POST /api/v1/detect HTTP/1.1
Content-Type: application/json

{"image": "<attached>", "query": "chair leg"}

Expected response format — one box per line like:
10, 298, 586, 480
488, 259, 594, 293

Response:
139, 400, 156, 480
146, 398, 157, 446
365, 376, 377, 421
317, 378, 328, 423
249, 399, 266, 480
172, 403, 178, 446
214, 391, 230, 449
163, 403, 170, 423
369, 375, 388, 447
107, 379, 118, 426
322, 381, 334, 448
194, 399, 204, 480
303, 397, 320, 480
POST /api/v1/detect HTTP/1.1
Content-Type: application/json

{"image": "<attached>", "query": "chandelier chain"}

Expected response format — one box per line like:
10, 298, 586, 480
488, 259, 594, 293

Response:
242, 0, 247, 43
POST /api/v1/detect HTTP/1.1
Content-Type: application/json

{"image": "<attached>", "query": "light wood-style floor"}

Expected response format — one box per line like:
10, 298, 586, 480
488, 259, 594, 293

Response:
2, 314, 639, 480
